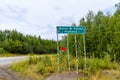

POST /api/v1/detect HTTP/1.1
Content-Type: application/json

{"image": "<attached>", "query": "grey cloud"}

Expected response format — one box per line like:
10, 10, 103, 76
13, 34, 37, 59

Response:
54, 7, 63, 11
57, 17, 75, 25
35, 24, 55, 34
0, 5, 27, 22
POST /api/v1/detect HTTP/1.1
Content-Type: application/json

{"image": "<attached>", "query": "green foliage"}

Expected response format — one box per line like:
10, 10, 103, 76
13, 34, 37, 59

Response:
28, 55, 55, 74
59, 54, 118, 74
0, 48, 5, 54
0, 30, 57, 54
27, 55, 42, 64
60, 53, 68, 71
10, 54, 118, 80
11, 55, 57, 79
0, 53, 21, 57
60, 8, 120, 61
83, 54, 118, 75
37, 62, 45, 74
10, 61, 28, 73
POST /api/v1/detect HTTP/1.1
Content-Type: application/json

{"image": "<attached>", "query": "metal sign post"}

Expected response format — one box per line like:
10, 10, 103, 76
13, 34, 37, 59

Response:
75, 34, 78, 74
57, 33, 60, 72
83, 34, 86, 70
67, 34, 70, 71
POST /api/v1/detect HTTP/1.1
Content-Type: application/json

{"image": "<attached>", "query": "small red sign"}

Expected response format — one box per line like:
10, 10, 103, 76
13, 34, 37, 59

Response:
60, 47, 66, 51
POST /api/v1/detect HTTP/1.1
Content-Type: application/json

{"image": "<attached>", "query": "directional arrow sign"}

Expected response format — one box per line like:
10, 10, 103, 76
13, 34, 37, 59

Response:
57, 26, 85, 34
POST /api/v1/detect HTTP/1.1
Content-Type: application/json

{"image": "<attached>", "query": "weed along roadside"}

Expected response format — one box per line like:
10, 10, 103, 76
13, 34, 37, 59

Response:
10, 54, 57, 80
10, 54, 119, 80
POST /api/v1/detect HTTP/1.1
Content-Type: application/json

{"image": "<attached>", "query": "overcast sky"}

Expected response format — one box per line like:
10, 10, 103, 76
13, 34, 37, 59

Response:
0, 0, 119, 40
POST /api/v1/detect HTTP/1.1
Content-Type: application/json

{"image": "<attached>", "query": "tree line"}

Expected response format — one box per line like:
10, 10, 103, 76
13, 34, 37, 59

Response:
0, 30, 57, 54
60, 3, 120, 61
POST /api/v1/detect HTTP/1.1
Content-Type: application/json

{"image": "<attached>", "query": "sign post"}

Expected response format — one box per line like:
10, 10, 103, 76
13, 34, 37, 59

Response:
83, 34, 86, 70
67, 34, 70, 71
56, 26, 86, 74
75, 34, 78, 74
57, 33, 60, 72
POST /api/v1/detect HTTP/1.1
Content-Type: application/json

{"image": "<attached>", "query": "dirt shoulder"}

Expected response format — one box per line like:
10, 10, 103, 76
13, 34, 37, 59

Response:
0, 67, 81, 80
46, 70, 120, 80
46, 71, 84, 80
0, 66, 30, 80
0, 67, 16, 80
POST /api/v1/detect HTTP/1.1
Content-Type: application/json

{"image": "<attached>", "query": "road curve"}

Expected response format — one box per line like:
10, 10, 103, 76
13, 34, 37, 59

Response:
0, 56, 27, 66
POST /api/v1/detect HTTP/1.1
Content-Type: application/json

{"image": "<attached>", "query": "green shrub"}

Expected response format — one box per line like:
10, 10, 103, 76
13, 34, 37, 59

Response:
37, 62, 45, 74
27, 55, 42, 64
36, 55, 56, 76
70, 56, 76, 69
10, 61, 28, 72
44, 66, 55, 73
78, 58, 85, 69
78, 54, 118, 74
60, 54, 68, 71
42, 55, 52, 66
10, 54, 119, 79
0, 48, 5, 54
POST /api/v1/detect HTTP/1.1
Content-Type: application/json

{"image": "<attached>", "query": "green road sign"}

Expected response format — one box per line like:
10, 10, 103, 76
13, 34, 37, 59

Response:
57, 26, 85, 34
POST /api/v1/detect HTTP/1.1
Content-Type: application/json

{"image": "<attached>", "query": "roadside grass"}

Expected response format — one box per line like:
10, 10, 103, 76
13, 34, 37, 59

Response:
78, 70, 120, 80
10, 54, 57, 80
78, 54, 119, 80
10, 54, 119, 80
0, 53, 21, 57
0, 52, 44, 57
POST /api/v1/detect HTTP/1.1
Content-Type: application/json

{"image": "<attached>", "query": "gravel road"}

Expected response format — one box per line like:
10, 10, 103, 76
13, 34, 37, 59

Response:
0, 56, 27, 66
0, 56, 27, 80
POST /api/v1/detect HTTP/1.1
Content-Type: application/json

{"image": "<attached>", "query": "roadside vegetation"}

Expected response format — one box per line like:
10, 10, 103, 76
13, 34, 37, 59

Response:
10, 53, 119, 80
0, 49, 23, 57
0, 53, 19, 57
10, 54, 57, 80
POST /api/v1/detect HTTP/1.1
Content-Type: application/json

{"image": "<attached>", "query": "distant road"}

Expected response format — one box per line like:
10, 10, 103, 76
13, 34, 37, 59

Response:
0, 56, 27, 66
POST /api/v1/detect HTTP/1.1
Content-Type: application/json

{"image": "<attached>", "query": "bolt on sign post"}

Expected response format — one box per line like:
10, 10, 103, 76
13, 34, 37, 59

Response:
56, 26, 86, 74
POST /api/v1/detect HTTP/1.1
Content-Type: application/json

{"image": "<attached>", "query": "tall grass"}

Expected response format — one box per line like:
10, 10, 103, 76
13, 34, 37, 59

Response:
59, 53, 118, 73
78, 54, 118, 76
0, 53, 20, 57
10, 54, 57, 80
10, 54, 119, 80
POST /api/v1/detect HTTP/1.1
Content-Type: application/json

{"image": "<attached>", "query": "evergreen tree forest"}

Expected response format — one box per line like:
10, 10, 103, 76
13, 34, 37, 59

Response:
60, 3, 120, 61
0, 30, 57, 54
